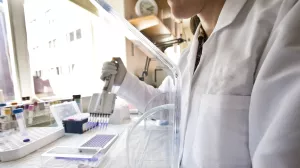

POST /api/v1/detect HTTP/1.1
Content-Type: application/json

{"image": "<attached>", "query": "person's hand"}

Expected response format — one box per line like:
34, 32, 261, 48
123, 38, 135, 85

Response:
100, 57, 127, 86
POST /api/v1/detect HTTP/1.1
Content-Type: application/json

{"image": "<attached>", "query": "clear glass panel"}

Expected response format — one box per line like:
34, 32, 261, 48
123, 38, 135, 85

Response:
0, 3, 14, 101
89, 1, 182, 167
126, 92, 175, 167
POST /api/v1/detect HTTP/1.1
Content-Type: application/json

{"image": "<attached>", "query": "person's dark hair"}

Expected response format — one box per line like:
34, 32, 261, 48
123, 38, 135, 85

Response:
190, 15, 200, 35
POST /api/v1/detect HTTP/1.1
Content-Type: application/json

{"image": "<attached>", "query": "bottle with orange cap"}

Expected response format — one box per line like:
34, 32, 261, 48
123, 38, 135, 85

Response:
11, 102, 18, 111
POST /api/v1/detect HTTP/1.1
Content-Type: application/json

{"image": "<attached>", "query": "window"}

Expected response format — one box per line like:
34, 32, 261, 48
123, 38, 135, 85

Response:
68, 29, 81, 42
76, 29, 81, 39
35, 70, 41, 77
48, 39, 56, 48
56, 67, 60, 75
45, 9, 52, 25
69, 32, 74, 42
24, 0, 119, 98
53, 39, 56, 47
48, 40, 52, 48
33, 46, 39, 50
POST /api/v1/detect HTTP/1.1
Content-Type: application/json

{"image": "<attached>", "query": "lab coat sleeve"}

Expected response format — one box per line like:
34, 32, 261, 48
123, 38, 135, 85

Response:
116, 72, 172, 112
250, 2, 300, 167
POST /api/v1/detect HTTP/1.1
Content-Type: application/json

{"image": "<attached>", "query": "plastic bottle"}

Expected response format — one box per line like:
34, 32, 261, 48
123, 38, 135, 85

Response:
13, 108, 30, 142
73, 95, 82, 112
11, 102, 18, 111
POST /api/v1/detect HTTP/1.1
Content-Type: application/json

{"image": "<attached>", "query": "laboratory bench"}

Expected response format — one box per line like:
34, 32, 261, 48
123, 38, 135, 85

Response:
0, 116, 172, 168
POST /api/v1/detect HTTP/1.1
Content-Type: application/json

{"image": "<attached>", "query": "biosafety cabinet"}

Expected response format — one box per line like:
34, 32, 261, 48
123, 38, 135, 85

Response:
20, 0, 183, 167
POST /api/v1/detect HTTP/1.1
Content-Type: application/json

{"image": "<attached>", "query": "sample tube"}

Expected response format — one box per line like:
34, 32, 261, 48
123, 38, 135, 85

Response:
4, 108, 15, 129
13, 108, 30, 142
73, 95, 82, 112
44, 102, 52, 124
4, 107, 12, 121
4, 108, 11, 116
0, 90, 4, 103
0, 103, 6, 116
44, 102, 50, 113
28, 105, 34, 125
33, 102, 38, 116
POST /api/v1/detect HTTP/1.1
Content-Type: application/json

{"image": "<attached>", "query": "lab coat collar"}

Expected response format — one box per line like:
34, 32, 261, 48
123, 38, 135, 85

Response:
213, 0, 248, 34
186, 25, 201, 61
187, 0, 247, 61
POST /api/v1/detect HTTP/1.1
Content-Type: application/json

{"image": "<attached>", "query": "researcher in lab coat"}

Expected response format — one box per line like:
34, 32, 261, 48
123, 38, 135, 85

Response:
101, 0, 300, 167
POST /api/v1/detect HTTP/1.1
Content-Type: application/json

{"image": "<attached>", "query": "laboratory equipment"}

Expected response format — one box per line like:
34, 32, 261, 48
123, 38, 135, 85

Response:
88, 93, 101, 113
13, 108, 30, 142
89, 93, 127, 125
0, 127, 64, 162
0, 116, 11, 131
4, 107, 11, 116
138, 57, 151, 81
0, 90, 4, 103
89, 1, 182, 167
88, 113, 110, 131
154, 38, 186, 52
23, 104, 29, 119
0, 103, 6, 115
10, 102, 18, 111
0, 107, 17, 131
62, 113, 89, 134
44, 102, 52, 124
89, 58, 117, 115
98, 60, 117, 114
43, 146, 100, 159
11, 102, 17, 105
0, 99, 71, 161
80, 134, 118, 152
50, 101, 81, 127
38, 102, 45, 115
27, 105, 34, 125
54, 102, 109, 133
87, 58, 118, 131
73, 95, 83, 112
41, 133, 118, 167
0, 129, 13, 144
33, 102, 38, 112
22, 96, 31, 104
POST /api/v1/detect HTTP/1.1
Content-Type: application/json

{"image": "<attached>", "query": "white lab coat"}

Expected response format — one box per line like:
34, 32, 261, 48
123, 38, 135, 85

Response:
117, 0, 300, 167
